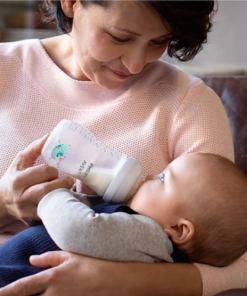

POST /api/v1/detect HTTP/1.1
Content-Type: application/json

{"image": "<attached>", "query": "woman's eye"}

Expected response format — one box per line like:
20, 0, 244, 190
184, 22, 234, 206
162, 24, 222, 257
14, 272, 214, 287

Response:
150, 40, 167, 47
110, 34, 130, 43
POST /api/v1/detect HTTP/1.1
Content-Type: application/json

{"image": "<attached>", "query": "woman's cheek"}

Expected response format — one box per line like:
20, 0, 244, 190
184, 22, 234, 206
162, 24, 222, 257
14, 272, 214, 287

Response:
147, 46, 168, 64
89, 36, 121, 62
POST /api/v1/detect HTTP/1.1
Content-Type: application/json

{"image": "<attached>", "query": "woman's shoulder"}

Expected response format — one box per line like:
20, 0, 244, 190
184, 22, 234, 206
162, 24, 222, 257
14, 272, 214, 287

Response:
145, 60, 202, 89
125, 59, 209, 102
0, 39, 41, 63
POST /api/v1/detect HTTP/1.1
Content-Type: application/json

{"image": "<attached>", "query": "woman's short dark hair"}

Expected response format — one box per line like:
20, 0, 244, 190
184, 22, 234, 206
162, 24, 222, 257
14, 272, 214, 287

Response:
40, 0, 216, 62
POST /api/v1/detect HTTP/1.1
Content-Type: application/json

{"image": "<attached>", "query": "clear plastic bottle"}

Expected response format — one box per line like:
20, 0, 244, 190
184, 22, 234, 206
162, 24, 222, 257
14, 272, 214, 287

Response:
42, 120, 143, 203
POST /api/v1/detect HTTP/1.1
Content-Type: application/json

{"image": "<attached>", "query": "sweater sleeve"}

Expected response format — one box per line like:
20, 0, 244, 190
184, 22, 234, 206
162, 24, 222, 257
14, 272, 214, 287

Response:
194, 252, 247, 296
38, 188, 173, 263
168, 80, 234, 162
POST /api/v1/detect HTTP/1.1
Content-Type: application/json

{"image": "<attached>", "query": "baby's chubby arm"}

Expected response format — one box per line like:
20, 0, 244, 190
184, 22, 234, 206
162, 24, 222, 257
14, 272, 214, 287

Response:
38, 188, 173, 263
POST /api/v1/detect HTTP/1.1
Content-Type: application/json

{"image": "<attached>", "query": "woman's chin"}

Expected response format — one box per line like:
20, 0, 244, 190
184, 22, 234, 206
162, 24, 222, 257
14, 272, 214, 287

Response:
96, 79, 126, 90
93, 69, 131, 90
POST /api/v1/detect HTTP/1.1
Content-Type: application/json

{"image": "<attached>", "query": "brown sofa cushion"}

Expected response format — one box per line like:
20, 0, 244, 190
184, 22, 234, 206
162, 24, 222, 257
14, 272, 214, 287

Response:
214, 288, 247, 296
202, 77, 247, 175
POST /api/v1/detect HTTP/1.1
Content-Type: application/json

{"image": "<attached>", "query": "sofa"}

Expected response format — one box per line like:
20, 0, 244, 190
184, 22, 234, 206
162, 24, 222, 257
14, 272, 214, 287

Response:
203, 77, 247, 175
215, 289, 247, 296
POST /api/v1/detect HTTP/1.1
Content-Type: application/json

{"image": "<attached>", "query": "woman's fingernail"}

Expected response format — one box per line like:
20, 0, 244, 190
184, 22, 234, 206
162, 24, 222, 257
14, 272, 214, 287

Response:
30, 255, 39, 259
42, 133, 50, 139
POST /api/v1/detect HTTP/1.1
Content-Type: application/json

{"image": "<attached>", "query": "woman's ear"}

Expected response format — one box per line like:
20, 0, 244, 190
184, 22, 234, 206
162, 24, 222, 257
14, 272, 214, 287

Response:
164, 219, 195, 245
60, 1, 77, 18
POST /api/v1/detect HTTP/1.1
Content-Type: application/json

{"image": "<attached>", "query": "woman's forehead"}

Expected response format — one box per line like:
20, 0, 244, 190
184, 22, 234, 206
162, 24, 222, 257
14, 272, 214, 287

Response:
90, 1, 168, 36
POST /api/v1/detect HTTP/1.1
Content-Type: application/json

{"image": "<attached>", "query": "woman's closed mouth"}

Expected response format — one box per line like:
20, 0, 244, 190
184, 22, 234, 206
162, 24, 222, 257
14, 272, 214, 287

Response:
108, 68, 132, 80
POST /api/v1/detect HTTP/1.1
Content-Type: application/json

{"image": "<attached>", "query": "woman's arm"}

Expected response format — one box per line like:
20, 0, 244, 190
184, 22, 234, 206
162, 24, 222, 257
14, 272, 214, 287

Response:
0, 135, 74, 227
38, 188, 173, 263
0, 251, 202, 296
2, 250, 247, 296
195, 252, 247, 296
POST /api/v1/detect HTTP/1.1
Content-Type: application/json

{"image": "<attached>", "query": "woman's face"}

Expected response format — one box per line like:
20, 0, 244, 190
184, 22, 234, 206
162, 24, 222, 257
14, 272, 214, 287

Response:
68, 1, 169, 89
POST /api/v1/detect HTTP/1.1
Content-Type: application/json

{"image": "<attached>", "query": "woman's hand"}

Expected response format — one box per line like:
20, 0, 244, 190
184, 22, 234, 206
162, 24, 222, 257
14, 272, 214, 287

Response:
0, 251, 118, 296
0, 135, 74, 227
0, 251, 202, 296
75, 179, 97, 195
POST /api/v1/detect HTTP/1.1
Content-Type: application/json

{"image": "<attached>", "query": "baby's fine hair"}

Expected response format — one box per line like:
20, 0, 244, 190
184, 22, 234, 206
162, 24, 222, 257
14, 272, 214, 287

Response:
185, 154, 247, 267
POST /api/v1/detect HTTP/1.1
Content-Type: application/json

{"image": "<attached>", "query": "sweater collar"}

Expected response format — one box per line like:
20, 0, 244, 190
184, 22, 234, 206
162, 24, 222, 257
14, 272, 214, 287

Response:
24, 39, 151, 109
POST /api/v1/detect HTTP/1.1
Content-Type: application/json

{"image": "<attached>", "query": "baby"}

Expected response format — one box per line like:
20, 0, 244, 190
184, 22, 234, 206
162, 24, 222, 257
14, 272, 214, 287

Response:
0, 153, 247, 287
130, 152, 247, 266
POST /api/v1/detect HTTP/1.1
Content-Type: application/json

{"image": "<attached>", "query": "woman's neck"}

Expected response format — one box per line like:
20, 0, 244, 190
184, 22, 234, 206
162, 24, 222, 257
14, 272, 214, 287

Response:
41, 35, 89, 81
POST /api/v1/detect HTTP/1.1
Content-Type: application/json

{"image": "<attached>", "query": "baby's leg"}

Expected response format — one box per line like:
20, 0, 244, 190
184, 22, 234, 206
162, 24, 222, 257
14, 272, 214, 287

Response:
0, 224, 60, 287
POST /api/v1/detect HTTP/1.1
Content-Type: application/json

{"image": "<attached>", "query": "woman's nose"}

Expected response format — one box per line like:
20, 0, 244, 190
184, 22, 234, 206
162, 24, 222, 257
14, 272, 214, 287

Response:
121, 47, 147, 74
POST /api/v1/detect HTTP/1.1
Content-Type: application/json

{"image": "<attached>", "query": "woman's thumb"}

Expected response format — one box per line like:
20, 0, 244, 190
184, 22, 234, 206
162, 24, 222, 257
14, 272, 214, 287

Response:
16, 134, 50, 170
30, 251, 69, 268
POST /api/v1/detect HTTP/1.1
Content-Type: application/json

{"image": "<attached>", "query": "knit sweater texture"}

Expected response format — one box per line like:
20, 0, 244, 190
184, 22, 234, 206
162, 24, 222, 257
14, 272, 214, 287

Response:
0, 39, 238, 295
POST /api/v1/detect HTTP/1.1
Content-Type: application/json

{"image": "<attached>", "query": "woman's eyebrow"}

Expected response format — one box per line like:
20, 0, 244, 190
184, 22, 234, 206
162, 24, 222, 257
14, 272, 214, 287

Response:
114, 27, 169, 39
114, 27, 142, 36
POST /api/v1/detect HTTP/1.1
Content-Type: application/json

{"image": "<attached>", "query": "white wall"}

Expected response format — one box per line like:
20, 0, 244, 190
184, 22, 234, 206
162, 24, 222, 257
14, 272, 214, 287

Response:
162, 1, 247, 76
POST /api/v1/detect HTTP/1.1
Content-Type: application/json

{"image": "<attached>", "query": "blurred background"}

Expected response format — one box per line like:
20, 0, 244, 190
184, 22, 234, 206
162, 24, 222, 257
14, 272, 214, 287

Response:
164, 1, 247, 78
0, 1, 58, 41
0, 0, 246, 78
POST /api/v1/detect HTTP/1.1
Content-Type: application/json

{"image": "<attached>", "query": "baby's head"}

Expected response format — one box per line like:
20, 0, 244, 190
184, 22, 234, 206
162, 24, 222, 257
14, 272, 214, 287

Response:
129, 153, 247, 266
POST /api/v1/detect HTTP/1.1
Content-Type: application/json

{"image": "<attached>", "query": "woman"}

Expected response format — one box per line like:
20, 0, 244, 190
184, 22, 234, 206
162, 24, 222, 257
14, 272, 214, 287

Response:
0, 1, 246, 295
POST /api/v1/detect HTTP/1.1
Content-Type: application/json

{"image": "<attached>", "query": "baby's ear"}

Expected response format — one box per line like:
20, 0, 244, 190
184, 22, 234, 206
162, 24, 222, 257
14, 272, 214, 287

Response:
164, 219, 195, 245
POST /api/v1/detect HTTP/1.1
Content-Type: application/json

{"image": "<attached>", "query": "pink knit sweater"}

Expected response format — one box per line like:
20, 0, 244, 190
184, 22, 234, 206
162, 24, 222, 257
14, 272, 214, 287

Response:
0, 39, 245, 295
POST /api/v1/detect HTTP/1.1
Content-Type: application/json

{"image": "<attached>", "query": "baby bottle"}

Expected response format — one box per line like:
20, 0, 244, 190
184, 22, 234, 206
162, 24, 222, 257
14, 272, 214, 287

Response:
41, 120, 143, 203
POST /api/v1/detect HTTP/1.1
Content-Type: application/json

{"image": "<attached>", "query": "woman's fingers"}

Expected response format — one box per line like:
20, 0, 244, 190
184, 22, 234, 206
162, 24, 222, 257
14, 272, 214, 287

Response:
15, 177, 74, 225
12, 134, 49, 171
0, 134, 76, 226
30, 251, 70, 268
0, 252, 108, 296
0, 252, 72, 296
76, 179, 97, 195
5, 175, 74, 226
22, 176, 75, 206
10, 165, 58, 191
0, 271, 49, 296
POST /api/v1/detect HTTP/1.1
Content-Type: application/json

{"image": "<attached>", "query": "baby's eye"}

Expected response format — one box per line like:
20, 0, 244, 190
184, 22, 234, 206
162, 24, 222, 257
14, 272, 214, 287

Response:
159, 169, 167, 183
159, 173, 165, 183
